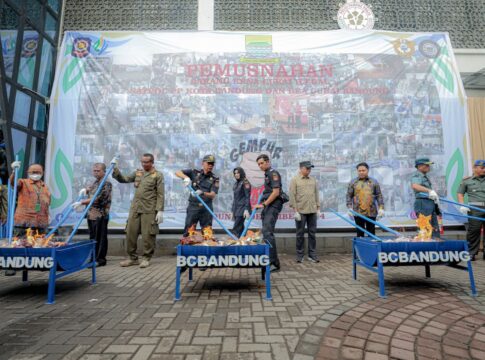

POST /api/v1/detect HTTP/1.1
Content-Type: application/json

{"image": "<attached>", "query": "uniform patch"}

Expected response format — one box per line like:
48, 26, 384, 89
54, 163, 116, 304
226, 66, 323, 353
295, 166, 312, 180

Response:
272, 173, 279, 181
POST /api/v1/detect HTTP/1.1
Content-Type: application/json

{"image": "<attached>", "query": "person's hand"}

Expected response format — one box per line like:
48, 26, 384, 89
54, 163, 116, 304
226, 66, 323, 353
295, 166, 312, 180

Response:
459, 206, 470, 215
183, 177, 191, 187
110, 157, 118, 166
79, 188, 87, 197
243, 210, 250, 219
71, 201, 84, 213
377, 208, 385, 220
347, 208, 354, 218
294, 212, 301, 222
428, 190, 439, 203
195, 189, 203, 196
11, 161, 21, 170
155, 211, 163, 224
254, 204, 264, 209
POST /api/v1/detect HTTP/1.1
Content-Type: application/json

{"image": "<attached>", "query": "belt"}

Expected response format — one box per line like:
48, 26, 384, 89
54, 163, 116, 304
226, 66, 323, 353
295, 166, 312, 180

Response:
469, 202, 485, 206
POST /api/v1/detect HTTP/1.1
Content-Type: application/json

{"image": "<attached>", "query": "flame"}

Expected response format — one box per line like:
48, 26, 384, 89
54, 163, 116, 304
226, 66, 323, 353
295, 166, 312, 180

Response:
415, 214, 433, 240
188, 224, 196, 237
202, 226, 213, 240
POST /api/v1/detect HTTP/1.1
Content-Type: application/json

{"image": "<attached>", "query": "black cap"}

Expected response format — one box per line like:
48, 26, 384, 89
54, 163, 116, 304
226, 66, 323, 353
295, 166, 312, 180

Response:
299, 161, 314, 168
202, 154, 216, 163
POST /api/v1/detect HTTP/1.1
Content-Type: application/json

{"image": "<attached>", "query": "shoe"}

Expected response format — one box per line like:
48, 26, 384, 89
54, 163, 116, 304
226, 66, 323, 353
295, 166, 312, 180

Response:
120, 259, 139, 267
308, 257, 320, 263
199, 267, 207, 272
471, 255, 476, 262
139, 259, 150, 268
5, 270, 16, 276
270, 264, 280, 272
96, 261, 106, 267
296, 257, 303, 263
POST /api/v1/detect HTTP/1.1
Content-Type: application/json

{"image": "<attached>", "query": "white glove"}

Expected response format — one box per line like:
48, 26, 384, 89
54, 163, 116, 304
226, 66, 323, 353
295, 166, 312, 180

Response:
71, 201, 85, 213
11, 161, 21, 170
183, 177, 191, 187
243, 210, 250, 219
377, 208, 385, 220
195, 189, 203, 196
294, 211, 302, 222
460, 206, 470, 215
110, 157, 118, 166
428, 190, 439, 202
155, 211, 163, 224
347, 208, 354, 218
79, 188, 87, 197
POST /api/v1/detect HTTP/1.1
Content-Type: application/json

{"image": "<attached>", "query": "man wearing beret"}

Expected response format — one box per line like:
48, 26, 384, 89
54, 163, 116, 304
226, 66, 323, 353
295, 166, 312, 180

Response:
289, 161, 321, 263
457, 160, 485, 260
411, 158, 440, 238
175, 154, 220, 236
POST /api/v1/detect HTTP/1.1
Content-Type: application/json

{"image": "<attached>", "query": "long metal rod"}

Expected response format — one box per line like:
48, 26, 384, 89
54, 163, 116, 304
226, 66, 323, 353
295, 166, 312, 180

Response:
46, 194, 83, 238
418, 192, 485, 213
66, 162, 116, 244
187, 184, 238, 241
7, 156, 19, 244
328, 208, 383, 242
442, 211, 485, 222
349, 209, 401, 236
241, 190, 264, 238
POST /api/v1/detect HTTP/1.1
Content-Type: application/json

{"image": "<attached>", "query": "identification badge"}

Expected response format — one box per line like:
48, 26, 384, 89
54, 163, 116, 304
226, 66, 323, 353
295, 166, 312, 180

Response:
35, 202, 41, 212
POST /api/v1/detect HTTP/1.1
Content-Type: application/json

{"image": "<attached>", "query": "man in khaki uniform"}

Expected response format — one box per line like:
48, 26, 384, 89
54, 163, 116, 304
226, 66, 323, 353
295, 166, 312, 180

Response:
112, 153, 164, 268
457, 159, 485, 261
289, 161, 320, 263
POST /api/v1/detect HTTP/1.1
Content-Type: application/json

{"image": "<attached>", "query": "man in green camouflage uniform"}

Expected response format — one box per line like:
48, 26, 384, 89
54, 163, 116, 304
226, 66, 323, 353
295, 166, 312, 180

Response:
457, 159, 485, 260
112, 153, 164, 268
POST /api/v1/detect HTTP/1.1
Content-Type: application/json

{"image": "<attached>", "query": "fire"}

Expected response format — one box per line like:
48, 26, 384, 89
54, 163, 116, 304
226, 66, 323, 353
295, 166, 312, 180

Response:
202, 226, 213, 240
4, 228, 62, 248
415, 214, 433, 241
187, 224, 196, 237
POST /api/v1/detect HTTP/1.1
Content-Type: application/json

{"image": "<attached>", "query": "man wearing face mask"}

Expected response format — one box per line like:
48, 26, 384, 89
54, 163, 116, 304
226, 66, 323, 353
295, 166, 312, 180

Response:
231, 167, 251, 238
175, 154, 220, 236
10, 162, 51, 235
112, 154, 165, 268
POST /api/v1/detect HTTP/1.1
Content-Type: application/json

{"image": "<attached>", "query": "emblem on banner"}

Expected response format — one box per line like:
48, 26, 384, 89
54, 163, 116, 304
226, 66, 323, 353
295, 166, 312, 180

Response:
71, 37, 92, 58
392, 39, 416, 57
241, 35, 279, 63
419, 40, 441, 59
21, 37, 38, 58
336, 0, 375, 30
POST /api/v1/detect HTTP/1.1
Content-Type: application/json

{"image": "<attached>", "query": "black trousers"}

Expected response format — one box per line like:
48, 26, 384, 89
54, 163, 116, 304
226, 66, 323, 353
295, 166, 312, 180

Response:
354, 216, 376, 237
232, 215, 245, 238
262, 203, 282, 267
88, 216, 109, 265
414, 198, 440, 238
467, 207, 485, 256
296, 213, 317, 258
184, 206, 212, 236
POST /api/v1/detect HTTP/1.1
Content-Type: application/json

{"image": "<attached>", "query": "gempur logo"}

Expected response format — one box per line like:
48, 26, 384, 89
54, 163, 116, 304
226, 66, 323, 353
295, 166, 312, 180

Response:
241, 35, 279, 63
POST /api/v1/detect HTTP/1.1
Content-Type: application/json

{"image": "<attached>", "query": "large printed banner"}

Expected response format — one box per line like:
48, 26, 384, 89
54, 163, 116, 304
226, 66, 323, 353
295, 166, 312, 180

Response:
46, 31, 470, 229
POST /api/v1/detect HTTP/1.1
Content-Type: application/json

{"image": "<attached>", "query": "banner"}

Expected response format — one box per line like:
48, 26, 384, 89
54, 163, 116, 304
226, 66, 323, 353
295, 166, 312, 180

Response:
46, 31, 470, 229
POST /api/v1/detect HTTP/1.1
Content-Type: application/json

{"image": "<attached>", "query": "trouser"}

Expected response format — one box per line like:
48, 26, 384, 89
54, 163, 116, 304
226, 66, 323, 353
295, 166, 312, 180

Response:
296, 213, 317, 258
125, 212, 158, 260
354, 216, 376, 237
414, 198, 440, 238
466, 207, 485, 256
262, 203, 282, 266
183, 205, 213, 236
88, 216, 109, 264
232, 215, 245, 238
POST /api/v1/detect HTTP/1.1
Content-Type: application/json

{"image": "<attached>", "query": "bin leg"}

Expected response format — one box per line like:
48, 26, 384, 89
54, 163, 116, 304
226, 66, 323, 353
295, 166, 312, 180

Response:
261, 267, 265, 281
425, 265, 431, 278
174, 266, 181, 301
467, 260, 477, 296
352, 246, 357, 280
377, 262, 386, 298
264, 264, 272, 301
47, 264, 57, 304
22, 270, 28, 282
189, 268, 193, 281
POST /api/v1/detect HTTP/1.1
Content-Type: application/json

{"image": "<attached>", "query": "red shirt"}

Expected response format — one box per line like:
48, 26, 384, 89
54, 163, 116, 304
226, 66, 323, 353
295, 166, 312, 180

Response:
14, 179, 51, 228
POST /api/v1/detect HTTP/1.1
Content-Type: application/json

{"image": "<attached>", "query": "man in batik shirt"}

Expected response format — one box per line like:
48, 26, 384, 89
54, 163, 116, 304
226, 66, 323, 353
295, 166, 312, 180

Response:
75, 163, 112, 266
346, 162, 385, 237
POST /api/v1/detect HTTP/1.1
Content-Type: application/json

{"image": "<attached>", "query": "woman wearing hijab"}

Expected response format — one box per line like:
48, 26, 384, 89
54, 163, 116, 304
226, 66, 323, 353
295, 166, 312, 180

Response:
232, 167, 251, 237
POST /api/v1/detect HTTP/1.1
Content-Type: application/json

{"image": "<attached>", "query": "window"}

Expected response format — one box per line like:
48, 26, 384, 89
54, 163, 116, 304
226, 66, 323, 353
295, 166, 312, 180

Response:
17, 29, 40, 89
38, 39, 54, 97
13, 90, 32, 127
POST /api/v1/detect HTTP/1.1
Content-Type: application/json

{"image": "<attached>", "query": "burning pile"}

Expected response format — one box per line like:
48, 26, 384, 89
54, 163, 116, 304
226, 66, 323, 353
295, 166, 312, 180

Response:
180, 226, 262, 246
0, 228, 67, 248
384, 214, 441, 243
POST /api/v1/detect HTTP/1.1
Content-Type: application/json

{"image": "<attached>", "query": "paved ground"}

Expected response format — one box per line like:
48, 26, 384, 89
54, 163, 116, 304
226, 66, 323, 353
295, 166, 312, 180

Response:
0, 253, 484, 360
